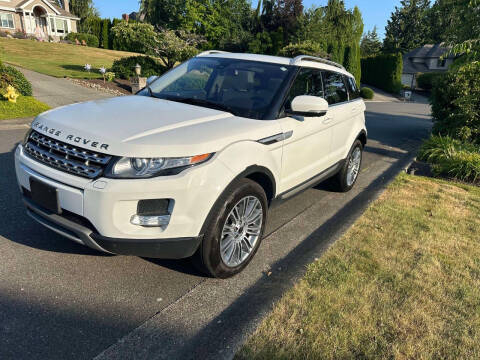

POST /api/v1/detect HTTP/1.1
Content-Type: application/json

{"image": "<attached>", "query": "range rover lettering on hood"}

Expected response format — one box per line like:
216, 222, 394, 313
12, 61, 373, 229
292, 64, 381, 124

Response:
32, 121, 109, 151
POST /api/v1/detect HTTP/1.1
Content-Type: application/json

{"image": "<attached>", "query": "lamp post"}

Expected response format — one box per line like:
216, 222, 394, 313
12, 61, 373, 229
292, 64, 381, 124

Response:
135, 64, 142, 76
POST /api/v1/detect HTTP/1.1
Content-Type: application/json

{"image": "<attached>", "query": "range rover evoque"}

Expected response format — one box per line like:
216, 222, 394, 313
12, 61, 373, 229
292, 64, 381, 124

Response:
15, 51, 367, 278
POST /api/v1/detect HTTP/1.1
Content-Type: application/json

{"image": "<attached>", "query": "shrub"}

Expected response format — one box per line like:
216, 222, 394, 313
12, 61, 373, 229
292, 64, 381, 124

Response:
431, 61, 480, 144
65, 32, 99, 48
361, 53, 403, 94
13, 31, 27, 39
418, 135, 480, 183
111, 56, 165, 79
360, 87, 374, 99
0, 63, 32, 96
416, 72, 444, 90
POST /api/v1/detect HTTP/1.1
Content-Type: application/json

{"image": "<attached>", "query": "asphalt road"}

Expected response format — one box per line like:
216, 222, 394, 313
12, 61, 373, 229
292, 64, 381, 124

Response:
0, 100, 431, 360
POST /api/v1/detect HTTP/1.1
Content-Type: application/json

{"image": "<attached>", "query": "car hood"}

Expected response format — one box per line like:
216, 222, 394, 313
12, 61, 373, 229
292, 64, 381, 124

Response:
31, 96, 282, 157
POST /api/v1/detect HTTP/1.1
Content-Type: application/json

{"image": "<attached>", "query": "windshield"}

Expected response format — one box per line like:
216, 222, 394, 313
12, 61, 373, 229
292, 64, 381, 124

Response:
142, 57, 295, 120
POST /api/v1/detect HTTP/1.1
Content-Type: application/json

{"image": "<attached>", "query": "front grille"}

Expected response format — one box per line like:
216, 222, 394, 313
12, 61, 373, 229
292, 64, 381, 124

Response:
24, 131, 112, 179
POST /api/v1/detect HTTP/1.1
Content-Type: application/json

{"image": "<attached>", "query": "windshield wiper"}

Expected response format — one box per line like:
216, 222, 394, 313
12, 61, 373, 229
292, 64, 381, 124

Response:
163, 96, 236, 115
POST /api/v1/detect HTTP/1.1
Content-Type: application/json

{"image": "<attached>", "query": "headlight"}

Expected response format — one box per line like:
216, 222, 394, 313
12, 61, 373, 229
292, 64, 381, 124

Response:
106, 153, 213, 178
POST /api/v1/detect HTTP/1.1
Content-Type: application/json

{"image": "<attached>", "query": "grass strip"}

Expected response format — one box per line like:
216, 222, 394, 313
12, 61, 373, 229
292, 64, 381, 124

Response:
237, 173, 480, 360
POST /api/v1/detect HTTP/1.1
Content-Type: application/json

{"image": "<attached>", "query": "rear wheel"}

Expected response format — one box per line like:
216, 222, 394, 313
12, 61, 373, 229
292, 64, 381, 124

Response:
193, 178, 267, 278
333, 139, 363, 192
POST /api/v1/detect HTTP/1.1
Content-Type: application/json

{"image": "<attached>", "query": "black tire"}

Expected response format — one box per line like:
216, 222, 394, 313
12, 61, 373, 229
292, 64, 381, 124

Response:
192, 178, 268, 278
333, 139, 363, 192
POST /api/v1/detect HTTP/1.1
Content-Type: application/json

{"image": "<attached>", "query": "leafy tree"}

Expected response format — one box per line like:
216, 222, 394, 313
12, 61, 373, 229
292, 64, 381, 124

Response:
150, 29, 201, 69
360, 26, 382, 57
181, 0, 252, 50
69, 0, 98, 21
139, 0, 186, 29
383, 0, 431, 53
110, 21, 157, 54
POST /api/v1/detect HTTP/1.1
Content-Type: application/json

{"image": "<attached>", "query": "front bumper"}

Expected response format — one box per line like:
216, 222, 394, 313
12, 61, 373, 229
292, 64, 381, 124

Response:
15, 144, 233, 258
24, 197, 202, 258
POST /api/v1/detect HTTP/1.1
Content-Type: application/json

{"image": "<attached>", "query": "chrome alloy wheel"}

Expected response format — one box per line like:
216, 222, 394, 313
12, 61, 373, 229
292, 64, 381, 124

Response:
220, 196, 263, 268
346, 147, 362, 187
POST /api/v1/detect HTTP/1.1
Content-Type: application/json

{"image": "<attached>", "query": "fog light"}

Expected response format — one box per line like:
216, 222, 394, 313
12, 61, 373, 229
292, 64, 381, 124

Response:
130, 214, 171, 228
130, 199, 173, 228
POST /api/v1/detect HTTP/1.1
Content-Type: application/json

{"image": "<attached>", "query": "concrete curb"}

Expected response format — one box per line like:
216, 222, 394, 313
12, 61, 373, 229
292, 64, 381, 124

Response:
0, 117, 33, 130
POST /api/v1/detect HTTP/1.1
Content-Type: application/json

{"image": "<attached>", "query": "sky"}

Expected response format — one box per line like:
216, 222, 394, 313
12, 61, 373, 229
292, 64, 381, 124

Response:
93, 0, 402, 39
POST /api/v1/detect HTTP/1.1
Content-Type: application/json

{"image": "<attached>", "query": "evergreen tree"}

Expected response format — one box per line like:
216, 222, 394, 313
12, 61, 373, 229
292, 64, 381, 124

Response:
360, 26, 382, 57
101, 19, 110, 49
383, 0, 431, 53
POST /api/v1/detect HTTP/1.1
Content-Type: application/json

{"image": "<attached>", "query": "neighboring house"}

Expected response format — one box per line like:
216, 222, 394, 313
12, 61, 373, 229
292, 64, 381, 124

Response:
0, 0, 79, 41
402, 43, 455, 88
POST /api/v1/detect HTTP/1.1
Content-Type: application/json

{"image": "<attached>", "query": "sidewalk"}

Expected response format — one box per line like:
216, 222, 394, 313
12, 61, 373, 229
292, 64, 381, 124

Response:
14, 66, 113, 108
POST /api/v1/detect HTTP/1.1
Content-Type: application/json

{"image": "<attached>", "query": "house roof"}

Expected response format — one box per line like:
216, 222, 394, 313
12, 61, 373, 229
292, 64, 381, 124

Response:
6, 0, 79, 19
404, 43, 454, 59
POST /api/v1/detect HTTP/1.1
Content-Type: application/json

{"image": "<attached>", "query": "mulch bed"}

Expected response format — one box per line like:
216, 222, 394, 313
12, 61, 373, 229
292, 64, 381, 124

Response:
68, 78, 133, 96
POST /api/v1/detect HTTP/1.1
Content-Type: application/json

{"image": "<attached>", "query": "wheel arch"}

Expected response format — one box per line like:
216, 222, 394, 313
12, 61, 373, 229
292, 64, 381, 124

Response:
356, 130, 367, 147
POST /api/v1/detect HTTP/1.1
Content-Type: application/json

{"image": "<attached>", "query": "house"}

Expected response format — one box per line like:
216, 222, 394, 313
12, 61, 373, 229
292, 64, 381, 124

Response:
402, 43, 455, 88
0, 0, 79, 41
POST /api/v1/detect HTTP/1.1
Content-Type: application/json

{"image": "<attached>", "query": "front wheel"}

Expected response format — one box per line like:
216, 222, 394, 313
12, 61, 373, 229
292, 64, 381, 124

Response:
333, 139, 363, 192
193, 178, 267, 278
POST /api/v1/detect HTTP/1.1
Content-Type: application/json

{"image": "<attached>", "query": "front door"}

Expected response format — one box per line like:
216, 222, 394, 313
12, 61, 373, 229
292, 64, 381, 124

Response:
277, 68, 334, 193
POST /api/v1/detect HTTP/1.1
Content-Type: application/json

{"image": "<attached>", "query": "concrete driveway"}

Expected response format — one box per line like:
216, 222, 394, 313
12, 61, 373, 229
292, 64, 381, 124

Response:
0, 100, 431, 360
15, 67, 113, 108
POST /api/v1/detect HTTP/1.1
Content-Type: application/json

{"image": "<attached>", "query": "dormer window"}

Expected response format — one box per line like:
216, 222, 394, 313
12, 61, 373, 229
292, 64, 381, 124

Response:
437, 58, 447, 67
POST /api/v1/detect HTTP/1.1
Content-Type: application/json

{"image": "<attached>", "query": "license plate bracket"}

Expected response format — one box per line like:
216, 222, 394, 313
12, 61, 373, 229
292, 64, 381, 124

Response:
29, 178, 61, 214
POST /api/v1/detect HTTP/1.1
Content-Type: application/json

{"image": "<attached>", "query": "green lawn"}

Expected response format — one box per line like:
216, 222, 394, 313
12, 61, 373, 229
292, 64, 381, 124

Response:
0, 96, 50, 120
237, 173, 480, 360
0, 38, 139, 79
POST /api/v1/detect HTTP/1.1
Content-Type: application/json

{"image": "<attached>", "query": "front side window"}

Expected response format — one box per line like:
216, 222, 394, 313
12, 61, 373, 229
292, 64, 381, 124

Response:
345, 76, 360, 100
284, 68, 324, 111
0, 13, 14, 29
145, 57, 295, 119
322, 71, 348, 105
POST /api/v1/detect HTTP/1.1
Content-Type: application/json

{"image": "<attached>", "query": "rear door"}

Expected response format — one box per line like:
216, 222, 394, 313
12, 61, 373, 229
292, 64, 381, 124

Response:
321, 71, 353, 163
277, 68, 334, 193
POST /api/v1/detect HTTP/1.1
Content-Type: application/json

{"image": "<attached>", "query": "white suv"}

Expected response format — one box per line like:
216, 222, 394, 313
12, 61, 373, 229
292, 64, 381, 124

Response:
15, 52, 366, 278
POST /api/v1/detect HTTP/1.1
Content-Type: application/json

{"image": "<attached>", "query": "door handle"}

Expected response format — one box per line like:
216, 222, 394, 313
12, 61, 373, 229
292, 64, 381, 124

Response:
351, 107, 359, 113
323, 117, 333, 124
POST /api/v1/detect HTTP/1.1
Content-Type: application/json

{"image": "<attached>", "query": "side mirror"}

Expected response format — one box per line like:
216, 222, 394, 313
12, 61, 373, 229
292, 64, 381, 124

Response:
287, 95, 329, 117
146, 75, 159, 86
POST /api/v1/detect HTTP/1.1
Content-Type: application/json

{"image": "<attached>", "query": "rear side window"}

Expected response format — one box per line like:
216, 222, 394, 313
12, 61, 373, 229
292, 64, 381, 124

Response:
322, 71, 348, 105
284, 68, 324, 110
345, 76, 360, 100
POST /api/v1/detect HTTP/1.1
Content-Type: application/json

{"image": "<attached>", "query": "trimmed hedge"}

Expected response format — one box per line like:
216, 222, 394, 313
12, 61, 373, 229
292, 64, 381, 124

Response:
416, 72, 445, 90
65, 32, 99, 48
111, 56, 165, 80
361, 53, 403, 94
0, 62, 32, 96
360, 87, 374, 99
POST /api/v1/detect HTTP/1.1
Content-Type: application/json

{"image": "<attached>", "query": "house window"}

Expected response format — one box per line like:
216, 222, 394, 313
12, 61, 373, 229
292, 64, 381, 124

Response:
437, 58, 447, 67
55, 18, 68, 34
0, 12, 15, 29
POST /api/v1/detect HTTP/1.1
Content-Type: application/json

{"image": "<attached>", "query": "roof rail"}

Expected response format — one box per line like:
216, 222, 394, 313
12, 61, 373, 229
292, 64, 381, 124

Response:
196, 50, 230, 57
290, 55, 345, 70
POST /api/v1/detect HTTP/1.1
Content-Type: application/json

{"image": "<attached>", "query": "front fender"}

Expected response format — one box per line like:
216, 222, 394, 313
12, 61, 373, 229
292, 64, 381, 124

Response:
216, 140, 283, 198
